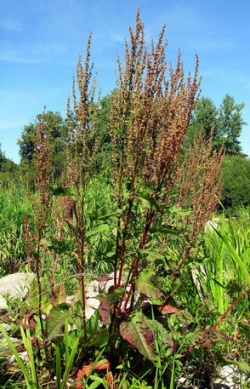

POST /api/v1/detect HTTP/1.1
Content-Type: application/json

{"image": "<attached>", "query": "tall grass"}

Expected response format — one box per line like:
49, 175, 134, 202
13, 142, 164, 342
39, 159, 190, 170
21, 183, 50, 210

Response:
202, 212, 250, 315
0, 187, 32, 275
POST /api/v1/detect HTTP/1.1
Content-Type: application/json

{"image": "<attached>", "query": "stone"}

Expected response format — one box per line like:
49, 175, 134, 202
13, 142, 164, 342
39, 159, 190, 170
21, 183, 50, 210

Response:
205, 217, 221, 232
0, 272, 35, 312
213, 365, 249, 389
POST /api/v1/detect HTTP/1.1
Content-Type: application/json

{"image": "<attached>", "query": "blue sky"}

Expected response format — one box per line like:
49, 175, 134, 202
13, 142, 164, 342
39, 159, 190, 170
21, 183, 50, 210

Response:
1, 0, 250, 163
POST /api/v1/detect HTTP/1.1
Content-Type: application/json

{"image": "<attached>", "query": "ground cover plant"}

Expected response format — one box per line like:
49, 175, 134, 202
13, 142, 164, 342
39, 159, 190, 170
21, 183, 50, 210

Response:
0, 10, 249, 388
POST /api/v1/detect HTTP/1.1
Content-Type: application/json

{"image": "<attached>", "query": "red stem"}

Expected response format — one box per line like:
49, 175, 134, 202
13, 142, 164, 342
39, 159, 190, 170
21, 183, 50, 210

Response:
209, 289, 248, 331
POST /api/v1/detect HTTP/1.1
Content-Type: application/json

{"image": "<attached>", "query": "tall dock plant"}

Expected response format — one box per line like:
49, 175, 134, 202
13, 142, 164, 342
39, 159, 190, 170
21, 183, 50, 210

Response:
60, 8, 224, 363
23, 109, 53, 363
104, 10, 224, 367
63, 33, 99, 340
109, 11, 201, 291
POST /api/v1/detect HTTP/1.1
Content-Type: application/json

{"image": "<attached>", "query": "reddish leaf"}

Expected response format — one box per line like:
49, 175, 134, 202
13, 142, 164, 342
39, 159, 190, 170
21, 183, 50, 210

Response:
161, 305, 180, 315
99, 295, 113, 325
120, 312, 155, 361
75, 364, 90, 388
107, 370, 114, 388
50, 284, 67, 307
95, 359, 110, 370
79, 363, 93, 377
75, 359, 110, 389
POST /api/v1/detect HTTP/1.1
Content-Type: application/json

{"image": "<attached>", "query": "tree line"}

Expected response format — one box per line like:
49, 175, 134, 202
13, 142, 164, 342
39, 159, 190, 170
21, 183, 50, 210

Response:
0, 93, 249, 210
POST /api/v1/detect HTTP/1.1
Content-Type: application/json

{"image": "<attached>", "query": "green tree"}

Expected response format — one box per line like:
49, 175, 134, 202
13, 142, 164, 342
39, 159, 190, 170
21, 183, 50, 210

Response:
0, 144, 18, 187
0, 144, 5, 170
222, 155, 250, 208
94, 94, 112, 171
217, 94, 246, 155
0, 144, 16, 173
18, 111, 68, 180
185, 95, 246, 155
187, 97, 218, 146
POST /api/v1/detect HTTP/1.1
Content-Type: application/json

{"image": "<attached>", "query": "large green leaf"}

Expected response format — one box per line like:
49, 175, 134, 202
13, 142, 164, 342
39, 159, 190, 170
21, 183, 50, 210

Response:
149, 225, 182, 236
29, 281, 52, 315
43, 237, 73, 254
86, 223, 110, 237
141, 250, 165, 261
136, 271, 162, 299
85, 328, 109, 347
120, 312, 156, 361
46, 306, 70, 341
136, 195, 158, 211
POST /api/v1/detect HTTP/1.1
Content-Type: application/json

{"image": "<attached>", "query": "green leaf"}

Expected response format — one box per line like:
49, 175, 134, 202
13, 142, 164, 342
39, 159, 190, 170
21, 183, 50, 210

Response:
0, 323, 35, 389
136, 271, 162, 299
97, 209, 122, 221
141, 250, 165, 260
136, 195, 158, 211
88, 376, 106, 389
168, 205, 192, 217
86, 223, 110, 237
62, 337, 79, 389
216, 229, 250, 286
46, 237, 73, 254
46, 306, 70, 341
29, 281, 52, 314
149, 225, 182, 236
86, 328, 109, 347
120, 312, 156, 361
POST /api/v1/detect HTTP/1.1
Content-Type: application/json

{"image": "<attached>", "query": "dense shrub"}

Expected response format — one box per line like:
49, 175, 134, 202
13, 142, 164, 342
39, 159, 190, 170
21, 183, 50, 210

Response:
222, 155, 250, 209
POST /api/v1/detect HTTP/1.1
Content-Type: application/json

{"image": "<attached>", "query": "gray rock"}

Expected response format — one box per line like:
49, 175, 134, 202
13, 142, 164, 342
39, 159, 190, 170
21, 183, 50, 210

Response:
0, 272, 35, 312
213, 365, 249, 389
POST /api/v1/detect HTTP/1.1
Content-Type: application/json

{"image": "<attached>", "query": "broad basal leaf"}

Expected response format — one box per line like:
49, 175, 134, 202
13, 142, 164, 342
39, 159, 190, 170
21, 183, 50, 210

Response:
46, 306, 70, 341
120, 312, 156, 361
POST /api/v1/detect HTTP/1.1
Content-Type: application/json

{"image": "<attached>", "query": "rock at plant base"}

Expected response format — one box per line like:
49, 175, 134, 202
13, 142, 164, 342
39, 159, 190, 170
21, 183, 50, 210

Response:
204, 217, 221, 232
213, 365, 250, 388
0, 272, 35, 312
177, 364, 249, 389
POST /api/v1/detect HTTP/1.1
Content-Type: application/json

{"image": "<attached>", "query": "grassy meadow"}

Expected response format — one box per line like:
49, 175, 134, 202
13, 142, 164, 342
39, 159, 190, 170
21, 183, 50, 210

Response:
0, 181, 249, 388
